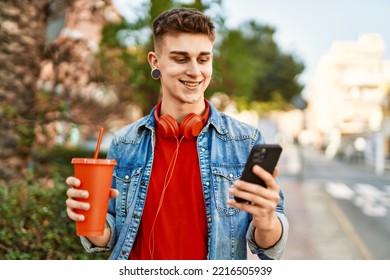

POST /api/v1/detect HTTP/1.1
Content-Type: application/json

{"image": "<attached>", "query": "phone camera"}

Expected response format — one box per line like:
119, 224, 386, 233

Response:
253, 149, 267, 162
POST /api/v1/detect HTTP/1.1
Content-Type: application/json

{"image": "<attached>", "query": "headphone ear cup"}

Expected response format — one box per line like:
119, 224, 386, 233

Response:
158, 114, 180, 139
180, 113, 203, 139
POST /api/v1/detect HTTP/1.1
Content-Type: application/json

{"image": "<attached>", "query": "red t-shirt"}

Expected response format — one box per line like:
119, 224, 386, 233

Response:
130, 108, 209, 260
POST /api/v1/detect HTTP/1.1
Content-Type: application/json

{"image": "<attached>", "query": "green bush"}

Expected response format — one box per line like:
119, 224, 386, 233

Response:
32, 145, 108, 178
0, 146, 111, 260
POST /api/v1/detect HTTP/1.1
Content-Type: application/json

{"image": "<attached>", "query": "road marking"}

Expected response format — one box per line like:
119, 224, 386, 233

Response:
384, 186, 390, 207
354, 184, 388, 217
326, 182, 389, 217
325, 182, 354, 200
354, 196, 387, 216
355, 183, 384, 197
327, 196, 374, 260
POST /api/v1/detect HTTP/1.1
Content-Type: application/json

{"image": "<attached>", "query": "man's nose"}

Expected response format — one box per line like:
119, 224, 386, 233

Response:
185, 59, 201, 76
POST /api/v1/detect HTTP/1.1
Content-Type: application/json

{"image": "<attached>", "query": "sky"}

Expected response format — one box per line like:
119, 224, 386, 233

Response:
112, 0, 390, 93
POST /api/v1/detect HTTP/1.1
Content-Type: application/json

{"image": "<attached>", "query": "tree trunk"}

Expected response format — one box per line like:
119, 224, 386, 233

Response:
0, 1, 48, 180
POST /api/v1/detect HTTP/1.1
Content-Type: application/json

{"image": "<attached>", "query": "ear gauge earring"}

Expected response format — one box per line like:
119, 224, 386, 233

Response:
151, 68, 161, 80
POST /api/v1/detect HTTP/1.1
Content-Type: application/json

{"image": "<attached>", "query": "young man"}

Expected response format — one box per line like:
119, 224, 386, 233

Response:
65, 7, 288, 260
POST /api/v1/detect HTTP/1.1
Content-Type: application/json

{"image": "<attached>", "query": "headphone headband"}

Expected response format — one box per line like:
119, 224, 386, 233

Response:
154, 101, 209, 139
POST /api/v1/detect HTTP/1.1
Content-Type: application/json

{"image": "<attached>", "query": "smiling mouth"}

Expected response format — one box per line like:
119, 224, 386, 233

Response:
180, 80, 202, 87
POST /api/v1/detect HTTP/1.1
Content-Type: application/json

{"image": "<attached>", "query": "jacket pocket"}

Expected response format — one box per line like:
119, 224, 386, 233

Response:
211, 165, 244, 216
113, 166, 142, 217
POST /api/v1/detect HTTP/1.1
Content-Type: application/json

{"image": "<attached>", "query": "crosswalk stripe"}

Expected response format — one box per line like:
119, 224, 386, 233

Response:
355, 183, 385, 198
325, 182, 354, 200
326, 182, 389, 217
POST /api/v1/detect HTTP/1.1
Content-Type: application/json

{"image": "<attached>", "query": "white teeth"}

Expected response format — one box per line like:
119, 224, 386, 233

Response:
182, 81, 200, 87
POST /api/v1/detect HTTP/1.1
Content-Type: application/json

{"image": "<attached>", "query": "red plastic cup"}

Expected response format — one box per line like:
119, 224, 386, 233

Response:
71, 158, 117, 236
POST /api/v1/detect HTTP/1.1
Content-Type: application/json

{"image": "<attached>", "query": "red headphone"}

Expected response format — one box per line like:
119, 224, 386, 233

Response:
154, 101, 209, 139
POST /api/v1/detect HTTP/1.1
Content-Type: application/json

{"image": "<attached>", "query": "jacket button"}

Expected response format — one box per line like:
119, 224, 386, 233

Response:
133, 214, 138, 219
125, 175, 129, 180
121, 250, 127, 256
207, 217, 212, 222
205, 181, 210, 187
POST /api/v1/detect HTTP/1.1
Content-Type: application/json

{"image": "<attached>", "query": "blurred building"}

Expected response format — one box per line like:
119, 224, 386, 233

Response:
37, 0, 125, 148
306, 33, 390, 173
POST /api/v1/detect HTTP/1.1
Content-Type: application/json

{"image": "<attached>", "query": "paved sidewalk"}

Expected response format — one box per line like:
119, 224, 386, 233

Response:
279, 144, 372, 260
280, 177, 365, 260
247, 176, 364, 260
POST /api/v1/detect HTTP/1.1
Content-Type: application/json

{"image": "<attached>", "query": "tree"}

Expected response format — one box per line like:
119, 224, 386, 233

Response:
0, 0, 118, 181
211, 21, 305, 111
0, 1, 60, 180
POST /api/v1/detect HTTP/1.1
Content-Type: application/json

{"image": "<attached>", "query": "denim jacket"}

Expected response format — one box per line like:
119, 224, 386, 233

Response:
81, 102, 289, 260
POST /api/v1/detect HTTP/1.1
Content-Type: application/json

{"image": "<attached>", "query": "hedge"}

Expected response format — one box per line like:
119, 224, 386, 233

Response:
0, 146, 110, 260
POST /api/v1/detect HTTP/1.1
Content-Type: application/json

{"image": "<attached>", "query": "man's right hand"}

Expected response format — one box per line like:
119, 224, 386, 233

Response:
65, 176, 89, 222
65, 176, 119, 222
65, 176, 119, 247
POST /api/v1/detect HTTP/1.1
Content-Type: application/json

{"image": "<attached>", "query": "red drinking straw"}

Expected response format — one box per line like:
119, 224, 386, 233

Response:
93, 127, 104, 159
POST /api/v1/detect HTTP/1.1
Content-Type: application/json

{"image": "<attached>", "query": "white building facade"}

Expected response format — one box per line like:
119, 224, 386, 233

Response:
306, 34, 390, 173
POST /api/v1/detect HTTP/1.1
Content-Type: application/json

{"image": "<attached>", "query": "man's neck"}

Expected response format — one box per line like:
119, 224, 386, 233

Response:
160, 98, 206, 123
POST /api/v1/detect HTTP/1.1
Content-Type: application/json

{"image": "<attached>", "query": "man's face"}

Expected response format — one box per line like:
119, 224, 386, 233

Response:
155, 33, 213, 106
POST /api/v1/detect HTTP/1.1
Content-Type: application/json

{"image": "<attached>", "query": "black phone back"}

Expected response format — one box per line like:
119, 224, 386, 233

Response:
235, 144, 282, 203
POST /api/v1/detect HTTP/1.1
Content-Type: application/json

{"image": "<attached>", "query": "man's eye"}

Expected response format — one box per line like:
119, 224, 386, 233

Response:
199, 57, 211, 63
174, 57, 187, 63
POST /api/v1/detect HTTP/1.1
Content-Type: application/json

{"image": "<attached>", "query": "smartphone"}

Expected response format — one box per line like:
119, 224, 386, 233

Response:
234, 144, 283, 203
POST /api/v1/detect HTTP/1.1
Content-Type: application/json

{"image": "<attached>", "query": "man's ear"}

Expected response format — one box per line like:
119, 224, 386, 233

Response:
147, 51, 158, 68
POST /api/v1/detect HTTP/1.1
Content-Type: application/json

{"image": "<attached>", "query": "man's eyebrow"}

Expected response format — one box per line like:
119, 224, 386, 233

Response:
169, 51, 212, 55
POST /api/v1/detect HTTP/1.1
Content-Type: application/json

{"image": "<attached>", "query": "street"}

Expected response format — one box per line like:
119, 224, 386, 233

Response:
277, 143, 390, 260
